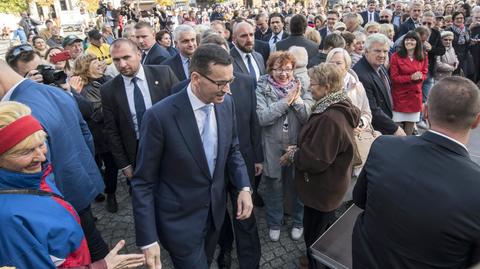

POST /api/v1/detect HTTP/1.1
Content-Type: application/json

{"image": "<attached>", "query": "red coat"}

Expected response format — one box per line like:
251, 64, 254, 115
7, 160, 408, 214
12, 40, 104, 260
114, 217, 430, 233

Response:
389, 52, 428, 113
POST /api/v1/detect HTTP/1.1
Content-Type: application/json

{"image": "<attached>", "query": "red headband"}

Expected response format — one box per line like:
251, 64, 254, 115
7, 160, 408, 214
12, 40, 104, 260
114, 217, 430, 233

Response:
0, 115, 44, 155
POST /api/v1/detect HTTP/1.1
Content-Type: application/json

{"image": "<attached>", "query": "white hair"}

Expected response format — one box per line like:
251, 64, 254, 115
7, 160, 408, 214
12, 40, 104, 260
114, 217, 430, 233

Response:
472, 6, 480, 14
379, 9, 393, 17
288, 46, 308, 68
364, 33, 392, 50
173, 24, 196, 42
326, 48, 352, 70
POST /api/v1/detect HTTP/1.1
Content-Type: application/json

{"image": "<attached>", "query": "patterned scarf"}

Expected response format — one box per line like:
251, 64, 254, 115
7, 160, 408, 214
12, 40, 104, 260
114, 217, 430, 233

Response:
311, 90, 349, 115
267, 75, 297, 99
451, 24, 470, 45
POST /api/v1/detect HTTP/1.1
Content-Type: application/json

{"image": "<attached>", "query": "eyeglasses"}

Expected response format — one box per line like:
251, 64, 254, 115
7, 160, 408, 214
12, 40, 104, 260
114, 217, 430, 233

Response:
273, 68, 293, 74
6, 44, 34, 63
380, 16, 390, 18
197, 72, 235, 90
422, 22, 433, 26
454, 17, 465, 20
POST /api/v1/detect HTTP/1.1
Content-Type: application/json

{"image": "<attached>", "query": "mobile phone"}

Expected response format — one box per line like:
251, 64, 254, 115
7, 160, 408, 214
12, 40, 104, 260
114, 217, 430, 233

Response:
50, 51, 71, 63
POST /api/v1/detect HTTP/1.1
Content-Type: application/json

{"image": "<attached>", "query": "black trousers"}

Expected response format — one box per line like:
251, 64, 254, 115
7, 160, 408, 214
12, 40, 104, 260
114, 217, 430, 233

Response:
95, 152, 118, 194
303, 206, 336, 269
78, 205, 109, 262
217, 185, 261, 269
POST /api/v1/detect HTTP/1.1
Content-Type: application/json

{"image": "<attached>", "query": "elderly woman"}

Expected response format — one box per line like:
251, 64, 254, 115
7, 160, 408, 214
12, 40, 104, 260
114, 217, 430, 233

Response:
32, 36, 49, 58
256, 51, 313, 242
281, 63, 360, 269
364, 21, 380, 35
445, 11, 471, 76
390, 31, 428, 135
0, 101, 145, 268
351, 31, 366, 65
434, 31, 459, 82
71, 54, 119, 213
289, 46, 310, 90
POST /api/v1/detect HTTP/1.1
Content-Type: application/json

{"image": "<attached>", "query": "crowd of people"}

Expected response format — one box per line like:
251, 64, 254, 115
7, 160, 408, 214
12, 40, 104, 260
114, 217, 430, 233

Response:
1, 0, 480, 268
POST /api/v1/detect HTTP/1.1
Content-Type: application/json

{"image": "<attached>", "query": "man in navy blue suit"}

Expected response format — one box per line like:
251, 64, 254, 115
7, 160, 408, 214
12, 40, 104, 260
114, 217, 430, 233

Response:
353, 76, 480, 269
360, 0, 380, 26
132, 44, 253, 269
161, 24, 197, 81
134, 21, 170, 65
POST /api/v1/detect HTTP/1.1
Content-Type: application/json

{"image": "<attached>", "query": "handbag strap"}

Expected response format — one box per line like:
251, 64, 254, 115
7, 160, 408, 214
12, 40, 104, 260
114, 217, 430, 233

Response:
0, 188, 64, 200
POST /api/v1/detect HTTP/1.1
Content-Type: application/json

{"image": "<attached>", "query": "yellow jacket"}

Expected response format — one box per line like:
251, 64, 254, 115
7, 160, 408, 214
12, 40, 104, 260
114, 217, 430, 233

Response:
85, 43, 112, 65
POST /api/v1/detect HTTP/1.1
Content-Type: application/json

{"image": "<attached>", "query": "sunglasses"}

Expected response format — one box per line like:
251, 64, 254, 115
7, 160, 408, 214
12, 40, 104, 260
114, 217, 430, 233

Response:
6, 44, 34, 63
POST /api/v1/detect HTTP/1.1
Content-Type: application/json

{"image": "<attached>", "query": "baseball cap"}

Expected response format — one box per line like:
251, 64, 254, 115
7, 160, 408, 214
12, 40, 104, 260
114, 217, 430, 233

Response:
62, 34, 82, 47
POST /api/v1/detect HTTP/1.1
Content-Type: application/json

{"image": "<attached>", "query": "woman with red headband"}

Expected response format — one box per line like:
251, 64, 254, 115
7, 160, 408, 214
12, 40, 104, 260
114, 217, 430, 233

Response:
0, 101, 145, 269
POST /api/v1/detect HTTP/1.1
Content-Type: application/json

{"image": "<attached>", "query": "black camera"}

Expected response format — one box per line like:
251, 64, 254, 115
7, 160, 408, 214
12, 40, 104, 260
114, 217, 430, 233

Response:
37, 65, 68, 85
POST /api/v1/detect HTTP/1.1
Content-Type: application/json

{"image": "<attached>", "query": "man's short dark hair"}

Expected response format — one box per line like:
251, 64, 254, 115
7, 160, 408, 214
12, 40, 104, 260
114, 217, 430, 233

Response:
190, 44, 233, 76
255, 13, 267, 21
289, 14, 307, 35
428, 77, 480, 130
268, 12, 285, 25
5, 44, 39, 71
324, 33, 346, 50
327, 10, 340, 17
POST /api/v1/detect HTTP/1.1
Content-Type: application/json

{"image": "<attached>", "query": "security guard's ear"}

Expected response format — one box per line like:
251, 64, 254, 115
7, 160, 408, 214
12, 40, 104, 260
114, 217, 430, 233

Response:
471, 113, 480, 130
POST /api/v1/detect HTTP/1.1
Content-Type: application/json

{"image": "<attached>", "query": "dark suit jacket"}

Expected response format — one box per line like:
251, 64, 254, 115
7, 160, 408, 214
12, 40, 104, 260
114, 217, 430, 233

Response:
170, 73, 263, 181
398, 17, 417, 37
161, 53, 188, 81
254, 39, 270, 65
360, 11, 380, 26
352, 57, 397, 134
101, 65, 179, 169
319, 27, 329, 50
255, 28, 272, 41
230, 47, 266, 77
131, 89, 250, 258
143, 43, 171, 65
353, 131, 480, 269
276, 35, 319, 59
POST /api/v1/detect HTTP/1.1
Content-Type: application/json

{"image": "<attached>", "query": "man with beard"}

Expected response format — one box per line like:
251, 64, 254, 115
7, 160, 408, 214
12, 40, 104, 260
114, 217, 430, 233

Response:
230, 21, 266, 82
101, 39, 178, 189
262, 13, 289, 49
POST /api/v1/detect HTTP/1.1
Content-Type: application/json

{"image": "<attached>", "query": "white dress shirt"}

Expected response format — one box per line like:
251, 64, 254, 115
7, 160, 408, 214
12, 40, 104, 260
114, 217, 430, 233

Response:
368, 11, 376, 22
268, 31, 285, 48
187, 83, 218, 162
235, 46, 260, 81
122, 65, 153, 138
179, 53, 190, 79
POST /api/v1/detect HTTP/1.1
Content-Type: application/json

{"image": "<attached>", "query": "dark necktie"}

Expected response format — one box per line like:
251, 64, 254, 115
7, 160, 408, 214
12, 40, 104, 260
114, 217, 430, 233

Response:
273, 35, 278, 43
141, 51, 147, 64
246, 54, 257, 81
378, 69, 393, 105
131, 77, 146, 129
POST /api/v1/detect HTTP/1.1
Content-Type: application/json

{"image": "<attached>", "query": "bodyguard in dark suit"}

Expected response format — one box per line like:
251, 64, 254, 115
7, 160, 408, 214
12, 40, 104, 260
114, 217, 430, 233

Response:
360, 0, 380, 26
231, 21, 266, 81
161, 24, 197, 81
101, 39, 179, 181
134, 22, 170, 65
352, 34, 405, 136
276, 14, 319, 59
132, 44, 253, 269
353, 77, 480, 269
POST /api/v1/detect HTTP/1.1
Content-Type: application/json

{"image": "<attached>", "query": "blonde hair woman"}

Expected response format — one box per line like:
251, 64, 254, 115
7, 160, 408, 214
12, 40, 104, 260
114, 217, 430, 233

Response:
0, 101, 144, 268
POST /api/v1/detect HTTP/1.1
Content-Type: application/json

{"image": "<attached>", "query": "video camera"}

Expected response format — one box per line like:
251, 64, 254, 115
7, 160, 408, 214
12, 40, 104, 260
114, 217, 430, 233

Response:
36, 65, 68, 86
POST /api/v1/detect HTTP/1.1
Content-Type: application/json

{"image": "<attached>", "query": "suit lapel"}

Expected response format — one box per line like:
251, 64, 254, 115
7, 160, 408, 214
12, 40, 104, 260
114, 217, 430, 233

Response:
143, 66, 162, 103
115, 76, 135, 130
173, 90, 212, 179
174, 54, 187, 81
366, 61, 392, 111
231, 48, 249, 74
253, 53, 266, 74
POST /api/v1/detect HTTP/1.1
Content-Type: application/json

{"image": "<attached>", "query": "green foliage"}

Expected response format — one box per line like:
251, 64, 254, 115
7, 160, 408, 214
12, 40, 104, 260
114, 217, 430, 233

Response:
0, 0, 29, 14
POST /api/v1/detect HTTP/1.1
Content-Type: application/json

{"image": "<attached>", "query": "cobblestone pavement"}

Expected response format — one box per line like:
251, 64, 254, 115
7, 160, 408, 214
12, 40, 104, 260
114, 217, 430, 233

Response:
92, 180, 306, 269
